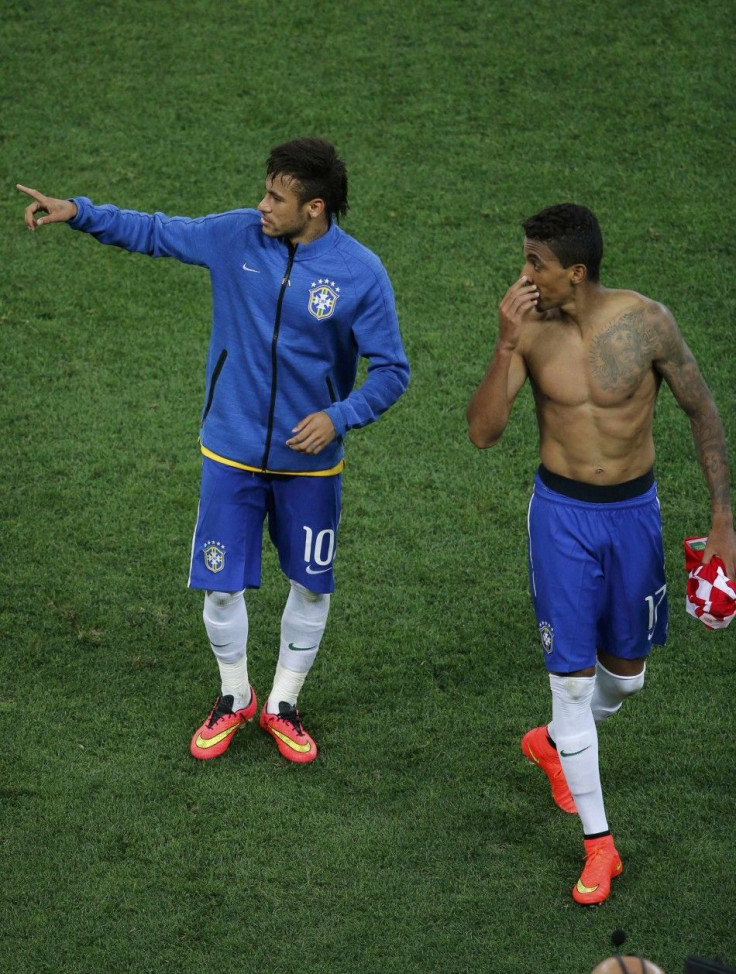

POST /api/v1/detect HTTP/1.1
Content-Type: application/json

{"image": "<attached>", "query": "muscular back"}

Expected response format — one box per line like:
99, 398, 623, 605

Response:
520, 290, 669, 484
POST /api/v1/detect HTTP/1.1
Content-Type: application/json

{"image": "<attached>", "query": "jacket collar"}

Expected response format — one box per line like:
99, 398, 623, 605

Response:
274, 220, 342, 261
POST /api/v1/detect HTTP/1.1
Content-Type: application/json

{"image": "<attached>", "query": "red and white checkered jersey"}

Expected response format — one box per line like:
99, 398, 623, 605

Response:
684, 536, 736, 630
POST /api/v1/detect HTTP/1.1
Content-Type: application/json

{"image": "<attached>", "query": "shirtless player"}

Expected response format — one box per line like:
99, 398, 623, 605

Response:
466, 203, 736, 905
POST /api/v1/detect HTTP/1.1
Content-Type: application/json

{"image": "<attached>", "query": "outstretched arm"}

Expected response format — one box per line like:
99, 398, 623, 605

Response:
18, 184, 78, 229
655, 309, 736, 576
19, 188, 221, 267
466, 276, 537, 448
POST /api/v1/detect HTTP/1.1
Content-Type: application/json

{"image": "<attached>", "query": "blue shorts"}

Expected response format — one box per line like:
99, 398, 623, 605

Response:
527, 466, 668, 673
188, 457, 342, 594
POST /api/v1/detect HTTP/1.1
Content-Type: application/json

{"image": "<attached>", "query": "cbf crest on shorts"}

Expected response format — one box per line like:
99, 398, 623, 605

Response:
309, 279, 340, 320
203, 540, 226, 574
538, 620, 554, 654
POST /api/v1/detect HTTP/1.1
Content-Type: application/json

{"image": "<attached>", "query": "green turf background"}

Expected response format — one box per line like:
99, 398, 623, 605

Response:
2, 1, 735, 972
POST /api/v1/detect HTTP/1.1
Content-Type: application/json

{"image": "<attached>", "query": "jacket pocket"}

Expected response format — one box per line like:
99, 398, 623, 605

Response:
325, 376, 344, 445
201, 349, 228, 425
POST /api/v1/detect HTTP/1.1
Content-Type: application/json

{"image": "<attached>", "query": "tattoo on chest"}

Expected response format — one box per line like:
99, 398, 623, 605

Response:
589, 311, 655, 392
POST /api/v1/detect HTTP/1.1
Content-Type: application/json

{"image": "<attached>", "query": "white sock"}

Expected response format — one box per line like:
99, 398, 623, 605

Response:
549, 674, 608, 836
267, 581, 329, 713
203, 590, 251, 711
591, 660, 646, 723
267, 663, 308, 714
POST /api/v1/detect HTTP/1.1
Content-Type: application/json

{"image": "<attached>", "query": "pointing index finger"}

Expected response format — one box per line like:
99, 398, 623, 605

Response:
16, 183, 42, 201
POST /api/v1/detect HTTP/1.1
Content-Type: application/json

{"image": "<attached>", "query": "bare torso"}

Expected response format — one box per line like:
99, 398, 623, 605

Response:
520, 289, 663, 484
467, 268, 736, 576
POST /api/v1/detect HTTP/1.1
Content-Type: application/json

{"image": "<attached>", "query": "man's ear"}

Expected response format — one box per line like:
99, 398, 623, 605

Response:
307, 197, 326, 220
570, 262, 588, 285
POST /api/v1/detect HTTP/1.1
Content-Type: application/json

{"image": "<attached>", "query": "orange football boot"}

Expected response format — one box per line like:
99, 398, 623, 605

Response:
521, 725, 578, 814
572, 834, 623, 905
260, 702, 318, 764
190, 689, 257, 760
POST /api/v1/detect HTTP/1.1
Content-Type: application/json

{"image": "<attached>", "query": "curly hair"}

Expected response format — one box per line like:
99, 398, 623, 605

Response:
523, 203, 603, 282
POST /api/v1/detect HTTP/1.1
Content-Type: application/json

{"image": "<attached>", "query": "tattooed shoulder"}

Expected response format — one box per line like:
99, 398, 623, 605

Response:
589, 302, 671, 393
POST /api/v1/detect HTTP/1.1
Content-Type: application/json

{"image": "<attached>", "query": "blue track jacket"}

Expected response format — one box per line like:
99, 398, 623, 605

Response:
70, 199, 410, 474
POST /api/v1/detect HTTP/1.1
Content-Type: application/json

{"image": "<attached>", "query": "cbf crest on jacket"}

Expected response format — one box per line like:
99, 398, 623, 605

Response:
69, 200, 410, 474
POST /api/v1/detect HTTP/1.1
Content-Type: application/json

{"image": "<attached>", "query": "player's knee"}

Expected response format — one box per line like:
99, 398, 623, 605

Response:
205, 589, 244, 608
591, 661, 645, 722
553, 675, 595, 704
203, 590, 245, 625
290, 580, 329, 605
598, 661, 646, 698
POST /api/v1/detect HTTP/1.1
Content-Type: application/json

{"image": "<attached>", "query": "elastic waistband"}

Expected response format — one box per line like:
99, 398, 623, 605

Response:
537, 464, 655, 503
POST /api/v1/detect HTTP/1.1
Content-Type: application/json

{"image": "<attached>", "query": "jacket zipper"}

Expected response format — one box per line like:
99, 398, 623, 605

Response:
260, 242, 297, 470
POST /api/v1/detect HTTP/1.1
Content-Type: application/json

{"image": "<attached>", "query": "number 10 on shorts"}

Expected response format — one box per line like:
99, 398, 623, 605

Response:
303, 525, 336, 568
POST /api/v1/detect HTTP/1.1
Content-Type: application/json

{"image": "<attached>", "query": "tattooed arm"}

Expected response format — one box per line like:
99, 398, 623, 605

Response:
653, 303, 736, 576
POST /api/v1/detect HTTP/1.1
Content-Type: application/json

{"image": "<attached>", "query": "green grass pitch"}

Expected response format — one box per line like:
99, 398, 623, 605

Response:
2, 1, 735, 971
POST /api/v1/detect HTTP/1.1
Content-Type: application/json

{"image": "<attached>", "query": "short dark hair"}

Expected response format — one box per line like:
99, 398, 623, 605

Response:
523, 203, 603, 282
266, 137, 349, 222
